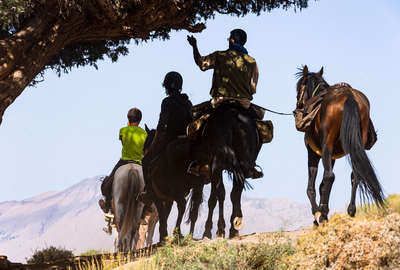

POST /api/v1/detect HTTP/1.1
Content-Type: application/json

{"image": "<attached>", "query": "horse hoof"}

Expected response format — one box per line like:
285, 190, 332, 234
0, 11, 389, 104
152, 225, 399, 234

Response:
216, 230, 225, 239
202, 231, 212, 239
233, 217, 243, 231
314, 211, 321, 225
319, 216, 328, 225
347, 207, 356, 217
229, 229, 240, 239
313, 220, 319, 229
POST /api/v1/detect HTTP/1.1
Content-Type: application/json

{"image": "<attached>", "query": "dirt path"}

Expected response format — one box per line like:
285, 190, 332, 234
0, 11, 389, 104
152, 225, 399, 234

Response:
199, 229, 310, 246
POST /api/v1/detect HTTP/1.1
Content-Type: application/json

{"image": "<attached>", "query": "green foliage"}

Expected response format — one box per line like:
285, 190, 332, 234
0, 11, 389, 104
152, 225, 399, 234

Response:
26, 245, 74, 264
154, 235, 295, 270
0, 0, 33, 35
0, 0, 309, 86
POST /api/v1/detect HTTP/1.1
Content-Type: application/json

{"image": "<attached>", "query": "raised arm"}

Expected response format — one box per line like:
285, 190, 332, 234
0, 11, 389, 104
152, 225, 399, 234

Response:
187, 35, 216, 71
187, 35, 201, 66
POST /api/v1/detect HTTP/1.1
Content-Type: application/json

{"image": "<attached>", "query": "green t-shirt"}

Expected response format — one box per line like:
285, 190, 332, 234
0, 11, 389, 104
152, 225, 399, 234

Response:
119, 126, 147, 164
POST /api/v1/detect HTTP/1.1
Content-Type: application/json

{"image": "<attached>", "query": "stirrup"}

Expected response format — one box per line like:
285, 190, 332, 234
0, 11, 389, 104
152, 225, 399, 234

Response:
247, 165, 264, 179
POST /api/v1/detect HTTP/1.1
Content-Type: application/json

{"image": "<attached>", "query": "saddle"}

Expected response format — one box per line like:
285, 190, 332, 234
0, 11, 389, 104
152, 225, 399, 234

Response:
294, 83, 377, 149
294, 83, 351, 132
187, 100, 273, 144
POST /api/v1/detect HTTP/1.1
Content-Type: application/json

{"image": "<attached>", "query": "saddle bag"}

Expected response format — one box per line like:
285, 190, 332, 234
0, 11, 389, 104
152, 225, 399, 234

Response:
294, 104, 321, 132
186, 113, 210, 139
256, 120, 274, 143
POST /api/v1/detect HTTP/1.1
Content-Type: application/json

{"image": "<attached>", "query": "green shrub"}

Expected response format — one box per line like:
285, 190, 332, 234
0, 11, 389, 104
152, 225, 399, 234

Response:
26, 246, 74, 264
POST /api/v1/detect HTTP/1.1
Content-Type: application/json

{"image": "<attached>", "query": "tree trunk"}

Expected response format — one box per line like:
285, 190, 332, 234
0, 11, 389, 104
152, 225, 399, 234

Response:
1, 11, 76, 125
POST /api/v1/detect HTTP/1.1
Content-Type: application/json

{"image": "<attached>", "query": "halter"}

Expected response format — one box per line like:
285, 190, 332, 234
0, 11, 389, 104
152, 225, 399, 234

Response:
311, 82, 323, 97
296, 82, 323, 109
296, 84, 306, 109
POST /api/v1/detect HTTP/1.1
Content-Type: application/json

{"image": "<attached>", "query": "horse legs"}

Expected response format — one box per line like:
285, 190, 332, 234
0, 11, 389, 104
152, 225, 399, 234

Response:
154, 199, 172, 243
347, 172, 358, 217
307, 145, 320, 218
216, 181, 226, 238
114, 202, 125, 251
317, 145, 336, 224
189, 184, 204, 235
203, 180, 219, 239
229, 179, 244, 238
146, 210, 158, 247
174, 197, 187, 239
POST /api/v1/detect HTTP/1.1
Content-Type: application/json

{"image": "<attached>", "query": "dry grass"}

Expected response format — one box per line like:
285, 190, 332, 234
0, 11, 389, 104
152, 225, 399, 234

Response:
75, 194, 400, 270
152, 235, 295, 270
285, 194, 400, 270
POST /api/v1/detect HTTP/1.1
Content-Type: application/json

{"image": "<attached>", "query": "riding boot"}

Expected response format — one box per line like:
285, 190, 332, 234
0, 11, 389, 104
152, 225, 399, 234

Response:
99, 176, 113, 213
98, 199, 109, 214
245, 166, 264, 179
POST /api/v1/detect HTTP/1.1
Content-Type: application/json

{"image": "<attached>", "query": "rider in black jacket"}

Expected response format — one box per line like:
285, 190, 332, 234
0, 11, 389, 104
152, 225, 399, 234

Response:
141, 72, 193, 202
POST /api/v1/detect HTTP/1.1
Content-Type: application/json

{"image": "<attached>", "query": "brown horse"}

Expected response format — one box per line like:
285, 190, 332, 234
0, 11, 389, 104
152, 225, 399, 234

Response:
295, 65, 385, 225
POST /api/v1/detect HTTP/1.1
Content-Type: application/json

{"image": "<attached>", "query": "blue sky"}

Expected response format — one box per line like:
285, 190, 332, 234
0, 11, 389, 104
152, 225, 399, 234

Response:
1, 0, 399, 209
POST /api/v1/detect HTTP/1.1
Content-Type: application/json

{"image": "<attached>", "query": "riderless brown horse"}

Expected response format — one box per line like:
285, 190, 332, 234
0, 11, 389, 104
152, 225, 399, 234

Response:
295, 65, 385, 225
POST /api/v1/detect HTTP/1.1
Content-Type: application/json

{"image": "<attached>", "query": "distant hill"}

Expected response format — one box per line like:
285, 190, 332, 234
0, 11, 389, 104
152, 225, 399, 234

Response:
0, 176, 312, 262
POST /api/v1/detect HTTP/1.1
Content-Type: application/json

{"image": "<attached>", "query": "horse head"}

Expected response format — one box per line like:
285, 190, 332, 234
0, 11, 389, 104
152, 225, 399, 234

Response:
143, 125, 156, 156
295, 65, 328, 109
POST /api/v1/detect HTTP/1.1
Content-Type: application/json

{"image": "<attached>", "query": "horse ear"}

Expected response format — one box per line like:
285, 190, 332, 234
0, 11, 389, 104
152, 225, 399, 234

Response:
302, 65, 308, 77
145, 124, 150, 133
318, 66, 324, 76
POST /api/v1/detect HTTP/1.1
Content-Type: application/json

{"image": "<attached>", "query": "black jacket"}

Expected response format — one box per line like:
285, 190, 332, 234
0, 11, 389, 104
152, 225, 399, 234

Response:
157, 93, 193, 142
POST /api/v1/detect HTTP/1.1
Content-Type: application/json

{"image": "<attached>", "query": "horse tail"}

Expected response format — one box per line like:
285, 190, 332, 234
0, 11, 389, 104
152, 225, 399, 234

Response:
185, 185, 204, 224
340, 95, 385, 207
119, 166, 143, 240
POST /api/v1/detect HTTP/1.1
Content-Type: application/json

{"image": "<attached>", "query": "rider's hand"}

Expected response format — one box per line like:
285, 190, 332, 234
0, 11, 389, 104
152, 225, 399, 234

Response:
187, 35, 197, 47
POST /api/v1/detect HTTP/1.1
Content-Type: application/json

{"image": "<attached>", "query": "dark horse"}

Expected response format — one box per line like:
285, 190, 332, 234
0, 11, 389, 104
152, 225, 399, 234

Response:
192, 102, 261, 238
142, 127, 204, 242
295, 65, 385, 225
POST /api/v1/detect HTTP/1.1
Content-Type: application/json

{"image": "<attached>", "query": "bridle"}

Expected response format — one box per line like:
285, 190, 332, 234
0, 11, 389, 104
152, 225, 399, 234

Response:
296, 81, 323, 109
296, 84, 306, 109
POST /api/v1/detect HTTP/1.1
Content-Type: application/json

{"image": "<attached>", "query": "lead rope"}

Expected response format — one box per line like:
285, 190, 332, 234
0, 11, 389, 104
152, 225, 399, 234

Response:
264, 108, 293, 116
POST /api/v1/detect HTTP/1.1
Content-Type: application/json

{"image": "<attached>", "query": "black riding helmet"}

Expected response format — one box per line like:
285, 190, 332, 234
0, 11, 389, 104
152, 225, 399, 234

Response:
163, 71, 183, 95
